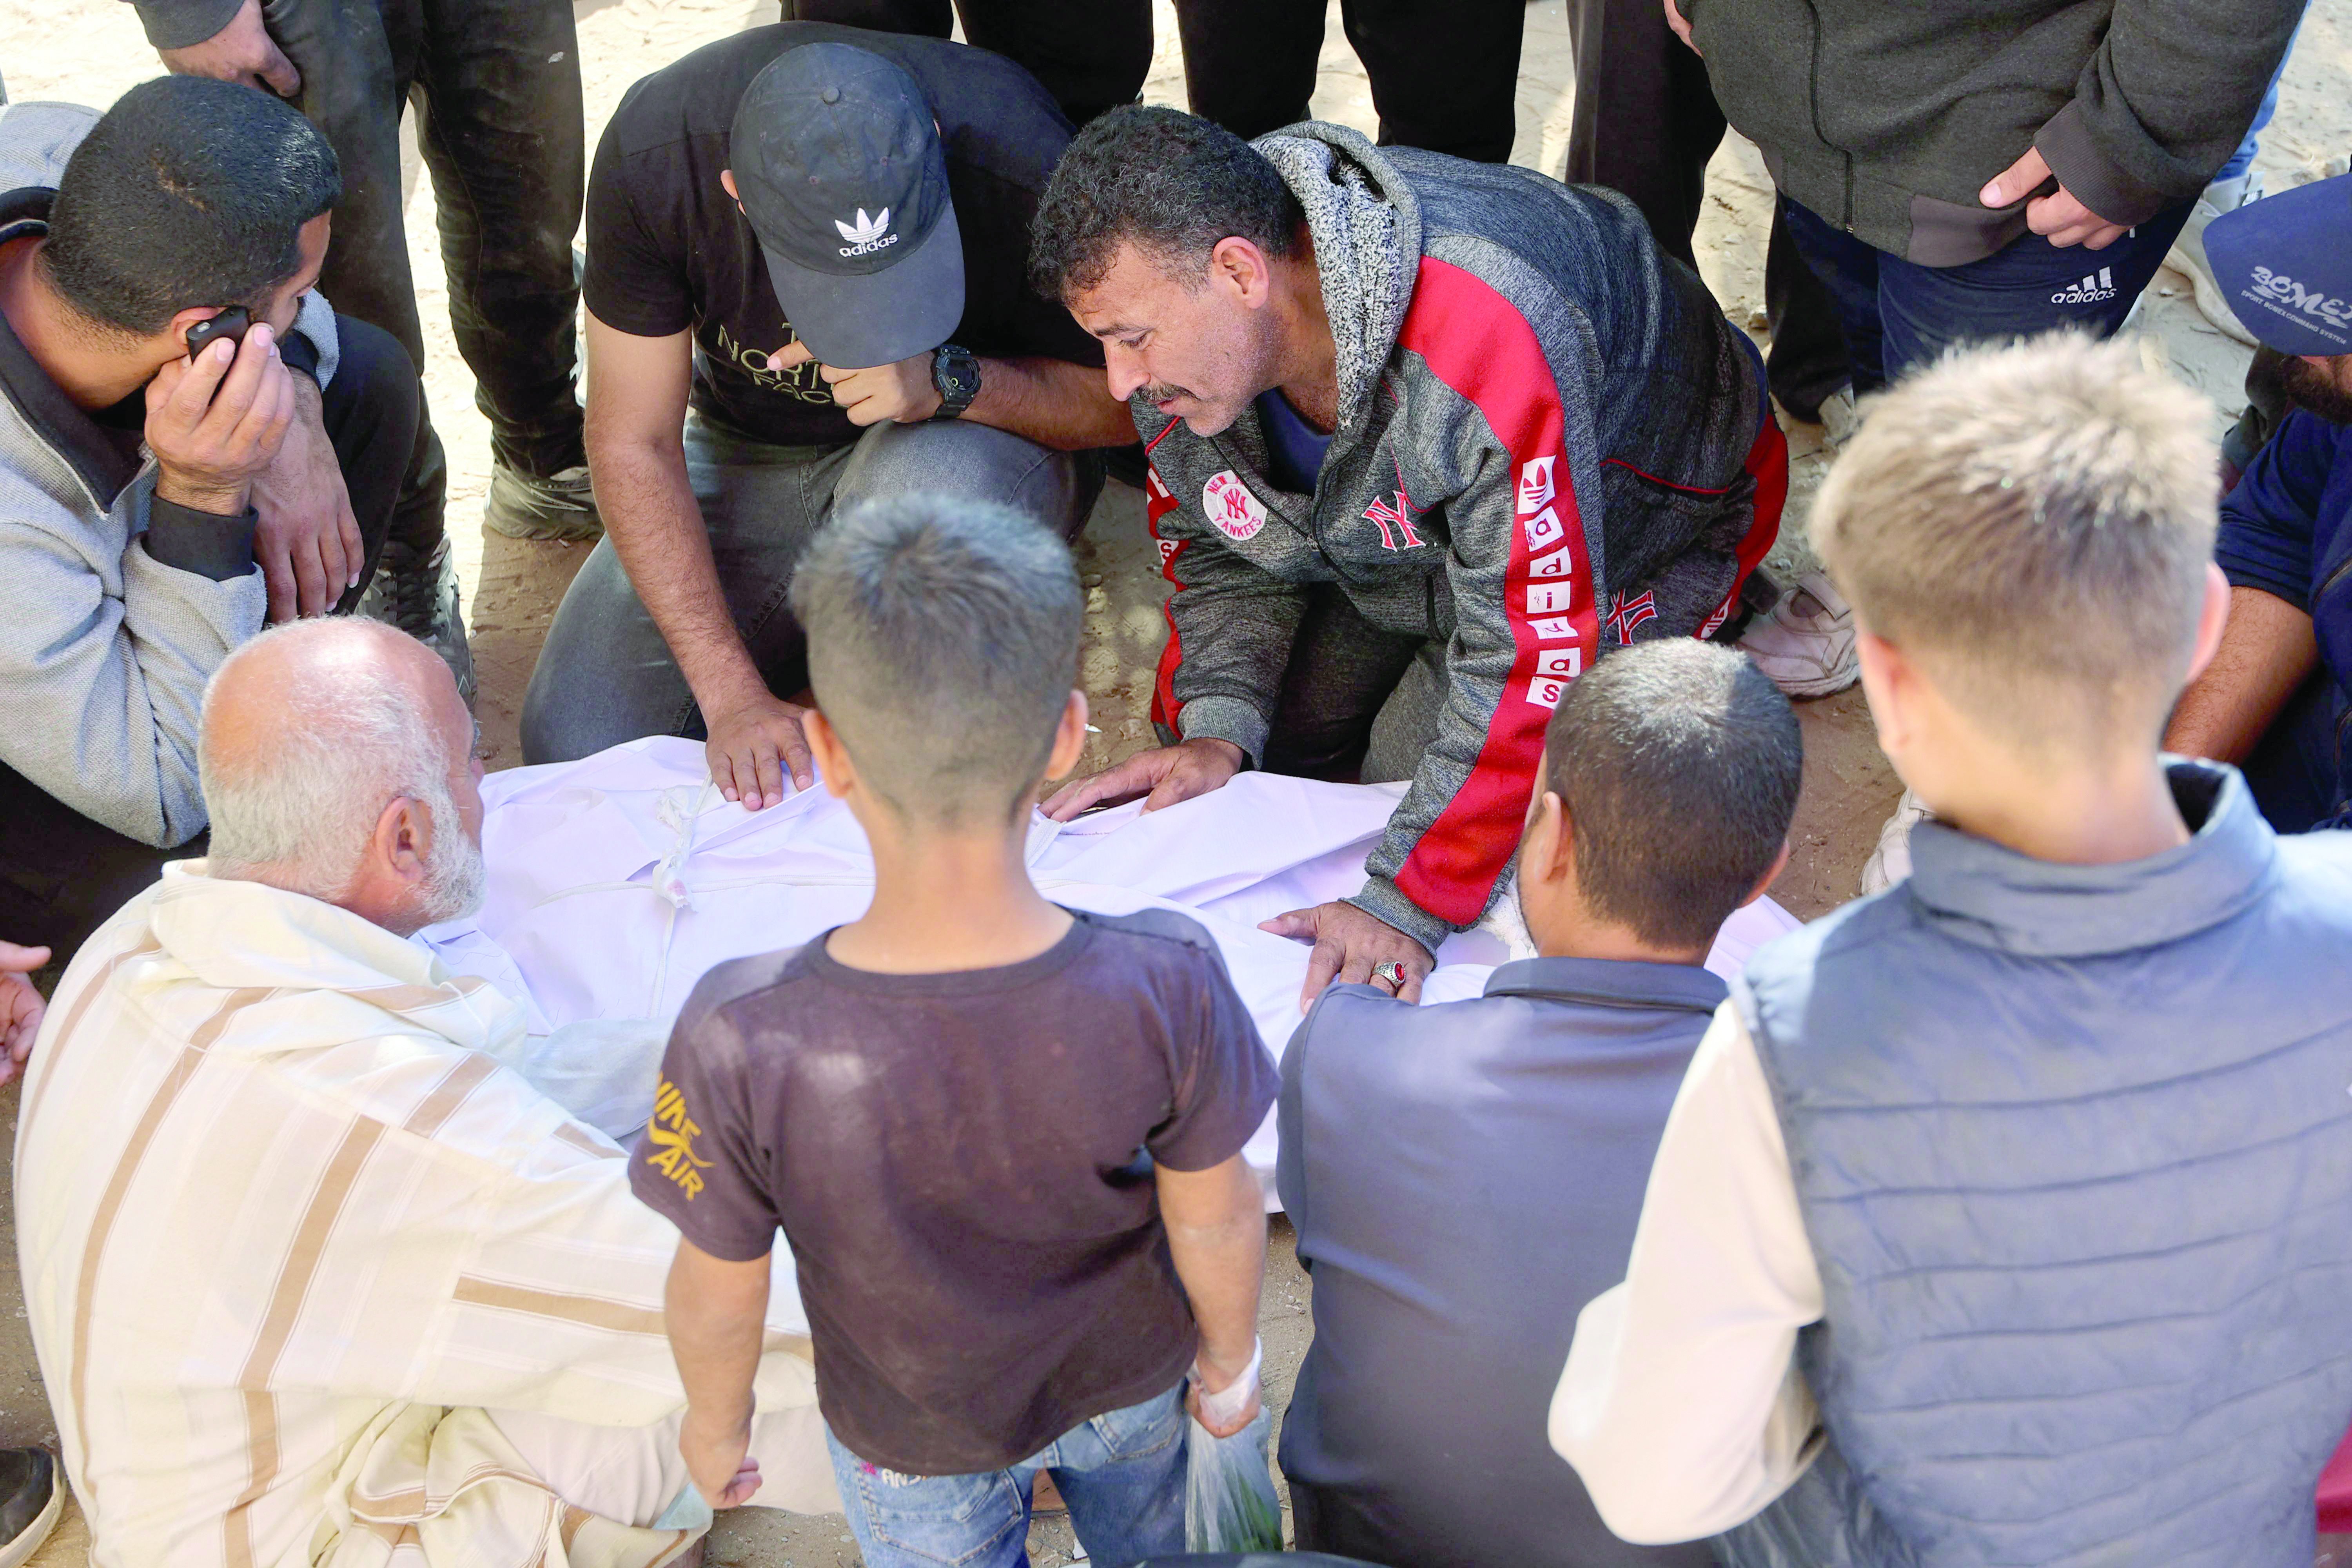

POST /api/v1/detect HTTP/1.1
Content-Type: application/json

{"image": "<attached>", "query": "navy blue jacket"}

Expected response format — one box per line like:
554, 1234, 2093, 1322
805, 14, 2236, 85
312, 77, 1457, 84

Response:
2216, 407, 2352, 824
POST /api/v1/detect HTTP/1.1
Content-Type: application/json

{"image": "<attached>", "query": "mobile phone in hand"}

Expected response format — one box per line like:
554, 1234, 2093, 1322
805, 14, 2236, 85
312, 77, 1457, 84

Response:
183, 307, 250, 360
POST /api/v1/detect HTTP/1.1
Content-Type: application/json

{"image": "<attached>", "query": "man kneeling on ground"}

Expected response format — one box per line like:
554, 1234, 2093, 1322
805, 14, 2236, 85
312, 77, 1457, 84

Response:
0, 82, 421, 959
1278, 638, 1800, 1568
20, 619, 837, 1567
521, 24, 1134, 798
1033, 107, 1785, 1005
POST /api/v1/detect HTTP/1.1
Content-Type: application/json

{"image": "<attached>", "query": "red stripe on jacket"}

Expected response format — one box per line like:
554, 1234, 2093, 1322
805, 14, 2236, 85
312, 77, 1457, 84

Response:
1391, 256, 1594, 927
1142, 452, 1189, 731
1697, 416, 1789, 638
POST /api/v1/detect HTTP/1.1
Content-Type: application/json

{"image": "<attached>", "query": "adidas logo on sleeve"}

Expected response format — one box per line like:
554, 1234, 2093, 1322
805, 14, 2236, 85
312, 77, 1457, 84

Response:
2050, 267, 2118, 305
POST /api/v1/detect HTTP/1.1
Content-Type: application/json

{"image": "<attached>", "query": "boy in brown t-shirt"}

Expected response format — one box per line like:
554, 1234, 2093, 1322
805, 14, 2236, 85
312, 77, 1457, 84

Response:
631, 495, 1276, 1566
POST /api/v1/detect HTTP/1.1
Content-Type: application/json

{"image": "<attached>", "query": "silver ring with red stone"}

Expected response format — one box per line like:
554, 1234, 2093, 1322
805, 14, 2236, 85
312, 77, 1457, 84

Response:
1372, 960, 1406, 992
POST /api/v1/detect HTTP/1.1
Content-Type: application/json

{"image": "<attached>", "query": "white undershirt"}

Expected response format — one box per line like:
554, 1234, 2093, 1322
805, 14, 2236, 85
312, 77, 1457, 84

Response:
1547, 1000, 1829, 1544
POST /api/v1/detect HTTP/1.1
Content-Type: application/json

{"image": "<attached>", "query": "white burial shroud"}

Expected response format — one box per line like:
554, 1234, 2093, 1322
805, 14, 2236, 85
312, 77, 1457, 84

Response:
418, 737, 1801, 1203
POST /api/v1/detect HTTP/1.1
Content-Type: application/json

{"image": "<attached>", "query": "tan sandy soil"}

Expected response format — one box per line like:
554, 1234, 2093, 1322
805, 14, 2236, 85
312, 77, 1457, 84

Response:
8, 2, 2351, 1559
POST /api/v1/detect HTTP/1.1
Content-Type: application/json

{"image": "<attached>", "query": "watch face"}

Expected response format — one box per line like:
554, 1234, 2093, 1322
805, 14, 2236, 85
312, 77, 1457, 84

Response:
936, 347, 980, 408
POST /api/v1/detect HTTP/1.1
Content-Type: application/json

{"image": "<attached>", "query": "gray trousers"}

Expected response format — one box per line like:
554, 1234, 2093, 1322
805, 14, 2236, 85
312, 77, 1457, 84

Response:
520, 414, 1103, 764
1168, 584, 1443, 788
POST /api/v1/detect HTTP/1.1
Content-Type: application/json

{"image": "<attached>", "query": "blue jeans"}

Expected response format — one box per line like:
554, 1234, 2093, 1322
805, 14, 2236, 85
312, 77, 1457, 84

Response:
520, 412, 1103, 763
1780, 196, 2195, 394
825, 1385, 1188, 1568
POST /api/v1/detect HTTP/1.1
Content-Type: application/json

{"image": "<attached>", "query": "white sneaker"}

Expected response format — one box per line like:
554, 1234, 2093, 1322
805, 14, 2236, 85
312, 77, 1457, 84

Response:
1859, 789, 1931, 896
2166, 171, 2263, 347
1739, 571, 1860, 697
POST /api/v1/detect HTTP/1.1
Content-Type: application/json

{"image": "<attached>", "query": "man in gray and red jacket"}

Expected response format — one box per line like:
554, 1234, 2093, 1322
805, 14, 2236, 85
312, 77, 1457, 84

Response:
1035, 107, 1782, 1000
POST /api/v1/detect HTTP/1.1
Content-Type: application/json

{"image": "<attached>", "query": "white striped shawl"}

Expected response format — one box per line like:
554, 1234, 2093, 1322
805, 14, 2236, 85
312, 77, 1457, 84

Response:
16, 862, 826, 1567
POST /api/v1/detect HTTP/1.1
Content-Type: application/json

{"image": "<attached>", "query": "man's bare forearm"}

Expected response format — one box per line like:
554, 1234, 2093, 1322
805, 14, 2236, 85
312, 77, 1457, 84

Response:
2165, 586, 2319, 764
588, 432, 764, 711
962, 356, 1136, 451
1158, 1157, 1267, 1373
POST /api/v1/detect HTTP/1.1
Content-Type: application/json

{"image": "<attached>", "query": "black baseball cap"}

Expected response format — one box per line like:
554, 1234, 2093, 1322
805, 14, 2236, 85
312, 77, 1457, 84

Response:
727, 43, 963, 368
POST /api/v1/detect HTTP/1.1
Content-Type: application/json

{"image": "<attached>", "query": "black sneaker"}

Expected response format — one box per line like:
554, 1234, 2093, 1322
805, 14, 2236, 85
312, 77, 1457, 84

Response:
483, 462, 603, 542
356, 535, 476, 706
0, 1449, 62, 1568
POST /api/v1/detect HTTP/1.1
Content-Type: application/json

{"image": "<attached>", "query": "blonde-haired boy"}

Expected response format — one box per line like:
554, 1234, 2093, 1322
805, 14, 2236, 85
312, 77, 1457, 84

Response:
1552, 336, 2352, 1568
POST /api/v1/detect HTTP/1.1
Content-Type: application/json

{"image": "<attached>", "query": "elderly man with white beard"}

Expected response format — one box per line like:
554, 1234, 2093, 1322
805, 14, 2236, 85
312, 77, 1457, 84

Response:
16, 618, 838, 1568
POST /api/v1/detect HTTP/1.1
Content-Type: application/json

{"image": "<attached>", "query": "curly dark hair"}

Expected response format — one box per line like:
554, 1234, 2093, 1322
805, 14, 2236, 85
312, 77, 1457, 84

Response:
43, 76, 340, 338
1028, 105, 1303, 301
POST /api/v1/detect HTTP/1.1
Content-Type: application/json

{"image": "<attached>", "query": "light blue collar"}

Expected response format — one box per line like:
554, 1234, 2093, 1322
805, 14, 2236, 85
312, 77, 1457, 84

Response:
1904, 760, 2277, 958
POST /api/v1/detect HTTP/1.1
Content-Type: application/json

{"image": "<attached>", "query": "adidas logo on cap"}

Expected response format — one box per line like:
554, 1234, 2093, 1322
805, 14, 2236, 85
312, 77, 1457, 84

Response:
835, 207, 898, 258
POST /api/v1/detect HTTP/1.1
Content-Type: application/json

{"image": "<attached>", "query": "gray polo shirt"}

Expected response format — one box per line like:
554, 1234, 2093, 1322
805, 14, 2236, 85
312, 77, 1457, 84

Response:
1276, 957, 1724, 1568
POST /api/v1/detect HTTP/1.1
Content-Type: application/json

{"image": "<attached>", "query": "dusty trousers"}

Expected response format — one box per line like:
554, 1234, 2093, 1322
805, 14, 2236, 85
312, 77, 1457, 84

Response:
260, 0, 590, 557
1563, 0, 1849, 419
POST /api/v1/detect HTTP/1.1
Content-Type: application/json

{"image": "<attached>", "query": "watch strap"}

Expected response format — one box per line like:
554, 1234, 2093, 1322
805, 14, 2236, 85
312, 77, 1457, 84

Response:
931, 343, 980, 420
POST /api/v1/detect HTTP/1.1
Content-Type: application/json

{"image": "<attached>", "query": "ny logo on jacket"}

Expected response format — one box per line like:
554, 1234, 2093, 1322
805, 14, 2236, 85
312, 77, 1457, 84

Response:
1130, 125, 1781, 955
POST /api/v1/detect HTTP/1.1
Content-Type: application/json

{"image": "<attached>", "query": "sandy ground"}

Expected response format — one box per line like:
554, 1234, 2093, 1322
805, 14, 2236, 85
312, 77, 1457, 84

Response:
9, 1, 2352, 1561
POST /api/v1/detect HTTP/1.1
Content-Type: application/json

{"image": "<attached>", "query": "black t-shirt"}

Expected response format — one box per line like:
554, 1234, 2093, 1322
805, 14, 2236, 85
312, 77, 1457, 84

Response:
629, 908, 1279, 1475
584, 23, 1105, 448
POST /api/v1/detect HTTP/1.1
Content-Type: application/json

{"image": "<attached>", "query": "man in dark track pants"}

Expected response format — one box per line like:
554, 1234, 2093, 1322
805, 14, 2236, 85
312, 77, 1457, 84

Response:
790, 0, 1525, 169
777, 0, 1154, 127
129, 0, 598, 697
1169, 0, 1528, 166
1563, 0, 1848, 425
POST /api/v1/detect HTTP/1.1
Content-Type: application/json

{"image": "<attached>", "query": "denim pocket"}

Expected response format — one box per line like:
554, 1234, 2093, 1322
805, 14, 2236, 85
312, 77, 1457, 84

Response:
862, 1466, 1027, 1567
1086, 1384, 1186, 1463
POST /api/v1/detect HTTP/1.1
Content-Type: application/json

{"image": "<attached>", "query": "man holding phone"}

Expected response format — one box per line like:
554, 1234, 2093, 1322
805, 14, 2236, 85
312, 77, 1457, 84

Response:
0, 81, 424, 959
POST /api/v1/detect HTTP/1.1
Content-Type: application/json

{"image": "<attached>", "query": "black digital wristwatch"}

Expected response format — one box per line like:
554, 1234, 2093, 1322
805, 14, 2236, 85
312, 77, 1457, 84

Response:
931, 343, 982, 419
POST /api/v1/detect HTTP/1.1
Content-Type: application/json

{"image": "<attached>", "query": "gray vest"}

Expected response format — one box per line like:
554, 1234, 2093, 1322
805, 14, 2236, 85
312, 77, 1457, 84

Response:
1719, 764, 2352, 1568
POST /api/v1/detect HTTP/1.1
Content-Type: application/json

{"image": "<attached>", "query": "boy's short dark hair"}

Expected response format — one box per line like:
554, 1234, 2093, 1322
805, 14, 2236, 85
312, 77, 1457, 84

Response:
790, 494, 1082, 827
1028, 104, 1302, 301
41, 76, 341, 339
1541, 641, 1802, 952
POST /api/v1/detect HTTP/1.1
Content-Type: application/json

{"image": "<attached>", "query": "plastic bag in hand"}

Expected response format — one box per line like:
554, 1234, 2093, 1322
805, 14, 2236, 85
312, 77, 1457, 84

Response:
1183, 1405, 1282, 1552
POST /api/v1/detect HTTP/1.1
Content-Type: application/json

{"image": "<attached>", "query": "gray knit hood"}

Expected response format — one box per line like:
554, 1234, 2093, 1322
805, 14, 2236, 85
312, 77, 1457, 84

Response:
1128, 127, 1774, 954
1255, 125, 1421, 437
